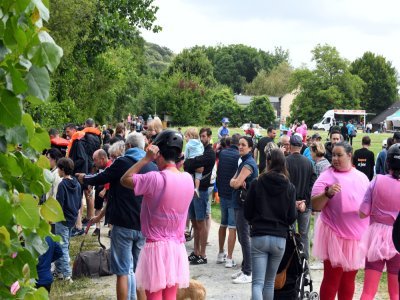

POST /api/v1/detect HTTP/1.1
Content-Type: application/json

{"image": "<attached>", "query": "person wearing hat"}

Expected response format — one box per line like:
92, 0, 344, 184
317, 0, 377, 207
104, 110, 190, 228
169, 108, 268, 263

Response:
393, 131, 400, 144
121, 130, 194, 300
286, 134, 317, 259
359, 143, 400, 299
218, 117, 230, 140
303, 133, 322, 162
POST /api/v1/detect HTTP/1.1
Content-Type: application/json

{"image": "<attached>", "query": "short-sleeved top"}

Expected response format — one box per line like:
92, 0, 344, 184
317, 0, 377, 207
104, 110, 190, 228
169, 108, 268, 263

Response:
132, 170, 194, 243
359, 174, 400, 225
311, 167, 370, 239
352, 148, 375, 181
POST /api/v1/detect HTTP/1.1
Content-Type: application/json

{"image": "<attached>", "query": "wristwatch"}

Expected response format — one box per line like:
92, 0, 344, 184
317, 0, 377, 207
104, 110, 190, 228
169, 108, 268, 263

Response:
324, 186, 334, 199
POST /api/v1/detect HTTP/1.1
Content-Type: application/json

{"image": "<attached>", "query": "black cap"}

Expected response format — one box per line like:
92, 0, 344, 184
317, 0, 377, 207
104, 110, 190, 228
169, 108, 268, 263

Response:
311, 133, 322, 140
386, 143, 400, 170
152, 130, 183, 152
290, 134, 303, 147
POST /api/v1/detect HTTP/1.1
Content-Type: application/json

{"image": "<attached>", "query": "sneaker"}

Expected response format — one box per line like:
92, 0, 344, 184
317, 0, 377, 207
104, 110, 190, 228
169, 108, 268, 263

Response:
63, 276, 73, 283
188, 251, 198, 262
216, 252, 227, 264
225, 258, 237, 268
190, 256, 207, 265
71, 227, 84, 237
231, 270, 242, 279
92, 228, 100, 236
232, 273, 252, 284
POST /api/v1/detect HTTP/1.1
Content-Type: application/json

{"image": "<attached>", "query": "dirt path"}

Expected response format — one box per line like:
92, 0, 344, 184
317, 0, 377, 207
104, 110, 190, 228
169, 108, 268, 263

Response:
57, 219, 390, 299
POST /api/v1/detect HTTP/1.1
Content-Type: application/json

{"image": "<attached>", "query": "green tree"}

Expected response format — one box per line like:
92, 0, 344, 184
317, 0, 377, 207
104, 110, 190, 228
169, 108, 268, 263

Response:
289, 44, 365, 125
208, 87, 243, 127
351, 52, 398, 114
245, 62, 293, 96
244, 96, 276, 128
168, 48, 216, 86
0, 1, 64, 298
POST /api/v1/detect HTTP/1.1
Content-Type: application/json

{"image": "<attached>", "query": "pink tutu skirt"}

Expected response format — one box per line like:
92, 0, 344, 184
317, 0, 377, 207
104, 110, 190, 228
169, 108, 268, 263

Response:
312, 218, 364, 271
135, 240, 190, 293
360, 222, 398, 263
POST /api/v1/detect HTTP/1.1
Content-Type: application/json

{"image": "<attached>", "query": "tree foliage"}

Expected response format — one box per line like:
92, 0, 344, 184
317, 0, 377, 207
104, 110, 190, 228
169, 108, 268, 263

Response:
351, 52, 399, 114
245, 62, 293, 96
244, 96, 276, 128
0, 1, 64, 298
289, 44, 364, 125
208, 87, 243, 127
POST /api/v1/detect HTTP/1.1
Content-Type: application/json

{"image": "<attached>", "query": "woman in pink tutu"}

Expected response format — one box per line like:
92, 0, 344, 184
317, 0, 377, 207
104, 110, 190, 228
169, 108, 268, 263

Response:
121, 130, 194, 300
359, 143, 400, 300
311, 142, 370, 300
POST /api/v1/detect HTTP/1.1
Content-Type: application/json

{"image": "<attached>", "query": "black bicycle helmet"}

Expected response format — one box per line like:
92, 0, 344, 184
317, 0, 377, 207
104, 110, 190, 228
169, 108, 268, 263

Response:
386, 143, 400, 170
152, 130, 183, 152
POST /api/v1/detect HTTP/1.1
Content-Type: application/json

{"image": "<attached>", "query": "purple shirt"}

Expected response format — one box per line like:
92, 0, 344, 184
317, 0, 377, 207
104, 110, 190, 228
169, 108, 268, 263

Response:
133, 170, 194, 243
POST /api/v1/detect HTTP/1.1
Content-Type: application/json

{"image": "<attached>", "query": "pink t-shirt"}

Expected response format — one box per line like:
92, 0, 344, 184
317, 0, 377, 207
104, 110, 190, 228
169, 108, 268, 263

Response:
359, 174, 400, 226
132, 170, 194, 243
311, 167, 370, 239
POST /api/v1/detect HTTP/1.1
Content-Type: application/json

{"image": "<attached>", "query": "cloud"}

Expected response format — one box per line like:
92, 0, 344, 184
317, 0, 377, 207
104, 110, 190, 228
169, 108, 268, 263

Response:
142, 0, 400, 72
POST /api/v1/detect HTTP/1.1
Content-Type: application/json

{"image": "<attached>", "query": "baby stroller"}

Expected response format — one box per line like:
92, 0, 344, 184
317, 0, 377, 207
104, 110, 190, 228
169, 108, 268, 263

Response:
274, 229, 319, 300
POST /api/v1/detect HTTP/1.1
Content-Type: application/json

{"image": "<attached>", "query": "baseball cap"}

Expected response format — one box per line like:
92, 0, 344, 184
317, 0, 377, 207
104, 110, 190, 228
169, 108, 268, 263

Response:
382, 139, 387, 147
311, 133, 322, 140
393, 132, 400, 141
290, 134, 303, 147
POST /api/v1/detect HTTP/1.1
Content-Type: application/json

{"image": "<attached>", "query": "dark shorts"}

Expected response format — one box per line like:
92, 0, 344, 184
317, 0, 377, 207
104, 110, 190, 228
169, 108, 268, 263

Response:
189, 189, 209, 221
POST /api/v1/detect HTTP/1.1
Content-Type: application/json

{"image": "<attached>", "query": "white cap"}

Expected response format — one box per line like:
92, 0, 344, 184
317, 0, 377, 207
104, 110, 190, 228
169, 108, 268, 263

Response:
382, 139, 387, 147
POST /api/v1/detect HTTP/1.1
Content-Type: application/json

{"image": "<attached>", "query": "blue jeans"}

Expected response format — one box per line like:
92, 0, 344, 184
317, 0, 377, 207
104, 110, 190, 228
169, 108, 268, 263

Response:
251, 235, 286, 300
54, 222, 73, 277
110, 226, 145, 300
189, 189, 209, 220
297, 209, 311, 259
220, 197, 236, 228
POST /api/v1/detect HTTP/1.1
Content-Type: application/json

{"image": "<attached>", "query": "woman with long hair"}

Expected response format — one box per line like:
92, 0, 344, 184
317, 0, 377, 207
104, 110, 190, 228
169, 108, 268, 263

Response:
244, 148, 297, 299
229, 136, 258, 284
359, 143, 400, 300
311, 142, 370, 299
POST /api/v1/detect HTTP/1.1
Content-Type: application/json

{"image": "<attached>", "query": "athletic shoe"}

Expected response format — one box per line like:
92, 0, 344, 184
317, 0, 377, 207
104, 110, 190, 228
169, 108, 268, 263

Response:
232, 273, 252, 284
231, 271, 242, 279
216, 252, 227, 264
188, 251, 198, 262
71, 227, 84, 237
63, 276, 73, 283
225, 258, 237, 268
190, 256, 207, 265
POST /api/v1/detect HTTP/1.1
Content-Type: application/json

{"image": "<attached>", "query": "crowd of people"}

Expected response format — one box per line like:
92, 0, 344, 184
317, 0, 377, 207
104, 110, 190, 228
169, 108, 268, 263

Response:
39, 115, 400, 300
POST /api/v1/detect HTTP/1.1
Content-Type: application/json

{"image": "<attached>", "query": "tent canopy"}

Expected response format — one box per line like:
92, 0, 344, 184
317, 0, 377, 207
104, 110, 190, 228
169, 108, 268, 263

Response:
386, 109, 400, 121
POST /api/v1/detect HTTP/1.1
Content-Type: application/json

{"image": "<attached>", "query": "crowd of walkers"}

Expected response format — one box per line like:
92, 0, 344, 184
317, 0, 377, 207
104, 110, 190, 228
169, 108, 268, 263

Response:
39, 115, 400, 300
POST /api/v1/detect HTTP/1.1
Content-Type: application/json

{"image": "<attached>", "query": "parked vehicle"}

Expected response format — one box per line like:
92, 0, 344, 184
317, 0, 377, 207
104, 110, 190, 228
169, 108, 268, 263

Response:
312, 109, 367, 131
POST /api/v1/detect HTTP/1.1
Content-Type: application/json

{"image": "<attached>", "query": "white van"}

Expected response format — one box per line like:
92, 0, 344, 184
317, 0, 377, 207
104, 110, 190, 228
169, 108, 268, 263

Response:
312, 109, 367, 131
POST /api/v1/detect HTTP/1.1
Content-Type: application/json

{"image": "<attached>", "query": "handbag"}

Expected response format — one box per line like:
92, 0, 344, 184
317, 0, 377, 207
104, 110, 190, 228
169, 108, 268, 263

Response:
236, 188, 248, 206
274, 251, 294, 290
72, 225, 112, 279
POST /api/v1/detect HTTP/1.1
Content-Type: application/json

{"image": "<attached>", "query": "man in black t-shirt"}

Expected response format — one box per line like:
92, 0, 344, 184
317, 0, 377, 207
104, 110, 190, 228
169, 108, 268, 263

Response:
254, 127, 276, 173
353, 136, 375, 181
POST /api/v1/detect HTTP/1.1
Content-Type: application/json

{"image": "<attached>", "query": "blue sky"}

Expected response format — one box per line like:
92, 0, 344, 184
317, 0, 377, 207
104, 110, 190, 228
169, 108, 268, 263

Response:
142, 0, 400, 73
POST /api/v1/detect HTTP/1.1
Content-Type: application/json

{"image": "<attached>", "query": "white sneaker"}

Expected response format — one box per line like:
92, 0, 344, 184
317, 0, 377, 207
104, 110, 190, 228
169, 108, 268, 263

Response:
225, 258, 237, 268
64, 276, 73, 283
216, 252, 227, 264
231, 270, 243, 279
232, 273, 252, 284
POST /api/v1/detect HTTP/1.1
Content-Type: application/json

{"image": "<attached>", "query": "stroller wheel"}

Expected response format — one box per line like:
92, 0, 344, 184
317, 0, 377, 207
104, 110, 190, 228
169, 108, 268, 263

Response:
309, 291, 319, 299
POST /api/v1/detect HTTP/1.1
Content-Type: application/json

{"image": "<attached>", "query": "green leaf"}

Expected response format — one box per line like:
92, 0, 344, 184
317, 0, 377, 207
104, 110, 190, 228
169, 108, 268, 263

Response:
30, 127, 50, 152
14, 194, 40, 228
5, 126, 28, 146
25, 66, 50, 101
6, 154, 23, 176
25, 95, 44, 105
9, 65, 28, 94
0, 196, 13, 226
32, 0, 50, 22
36, 155, 49, 169
28, 287, 48, 299
0, 226, 11, 247
29, 180, 45, 196
30, 42, 63, 73
22, 114, 35, 140
16, 0, 31, 13
36, 219, 51, 237
0, 90, 22, 127
40, 197, 65, 223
